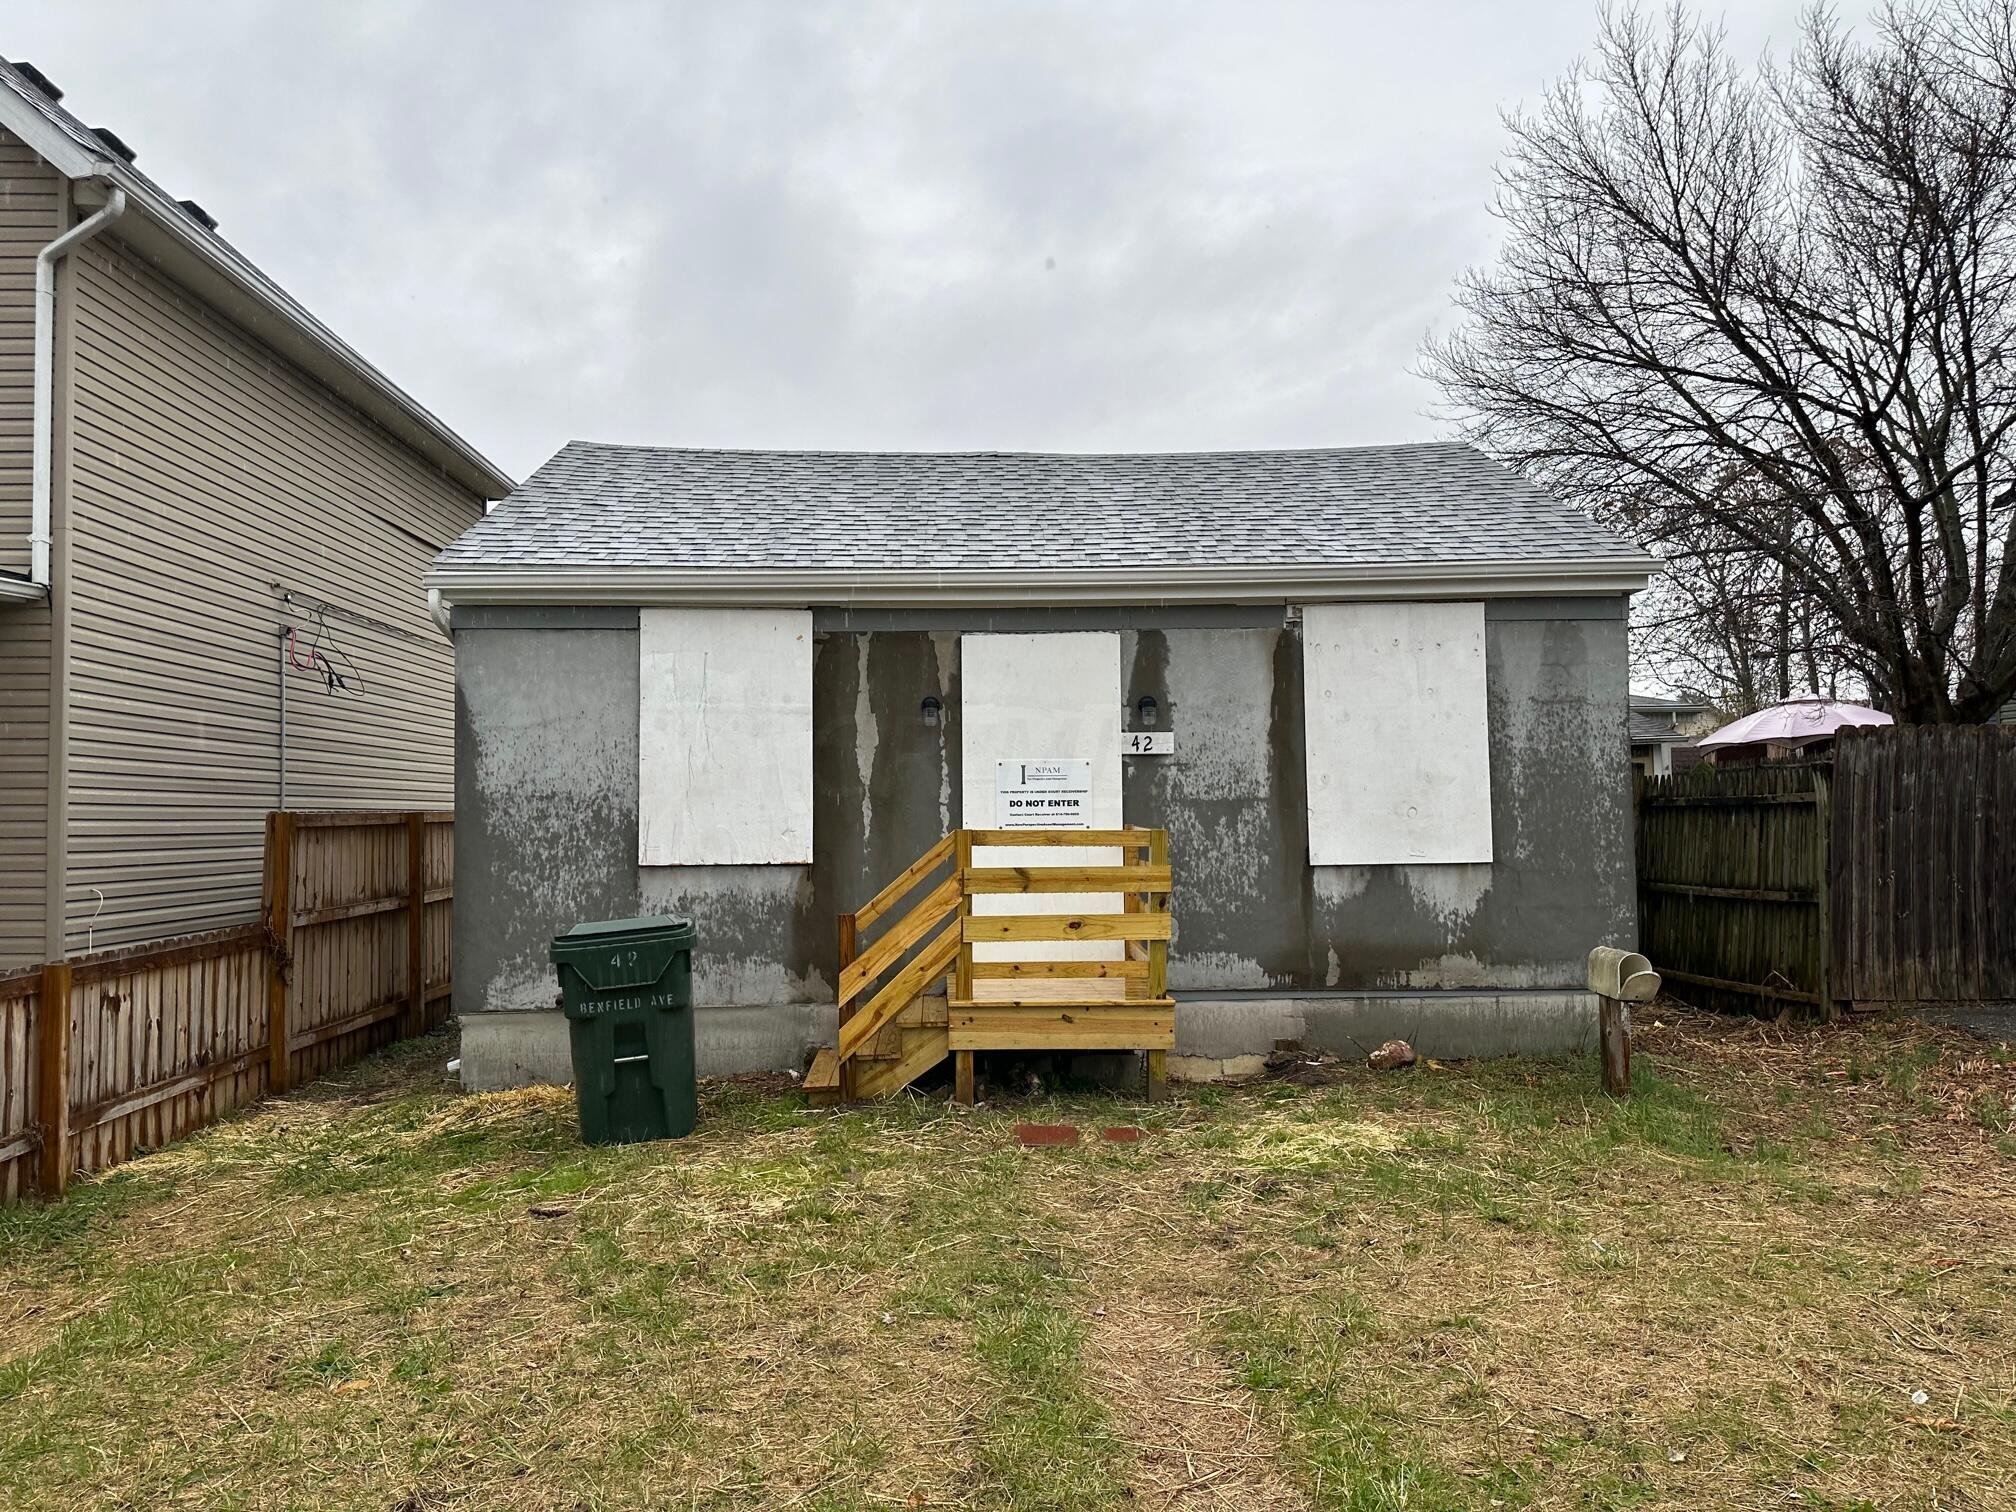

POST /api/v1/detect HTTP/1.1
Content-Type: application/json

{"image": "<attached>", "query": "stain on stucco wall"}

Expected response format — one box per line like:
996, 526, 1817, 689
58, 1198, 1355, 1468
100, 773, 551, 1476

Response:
455, 604, 1635, 1018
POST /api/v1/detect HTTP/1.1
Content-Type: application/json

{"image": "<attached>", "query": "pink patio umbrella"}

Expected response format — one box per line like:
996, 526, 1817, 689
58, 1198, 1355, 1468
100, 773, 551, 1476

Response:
1697, 697, 1894, 752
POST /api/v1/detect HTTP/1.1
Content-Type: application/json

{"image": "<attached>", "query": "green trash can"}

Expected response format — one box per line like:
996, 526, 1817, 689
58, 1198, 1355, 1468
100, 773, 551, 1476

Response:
549, 915, 698, 1144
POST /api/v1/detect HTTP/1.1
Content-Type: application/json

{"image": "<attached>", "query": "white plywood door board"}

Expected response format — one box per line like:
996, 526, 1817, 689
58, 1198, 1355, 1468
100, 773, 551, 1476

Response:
959, 632, 1123, 960
1302, 601, 1494, 866
638, 608, 814, 865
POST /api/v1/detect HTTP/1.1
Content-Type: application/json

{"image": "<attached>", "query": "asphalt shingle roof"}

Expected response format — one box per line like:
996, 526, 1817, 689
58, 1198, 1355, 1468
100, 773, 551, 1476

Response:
434, 441, 1646, 575
1629, 694, 1714, 745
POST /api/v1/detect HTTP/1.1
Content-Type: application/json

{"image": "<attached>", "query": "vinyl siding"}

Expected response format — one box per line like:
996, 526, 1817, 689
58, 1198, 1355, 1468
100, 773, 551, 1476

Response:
63, 235, 482, 951
0, 129, 58, 577
0, 131, 59, 968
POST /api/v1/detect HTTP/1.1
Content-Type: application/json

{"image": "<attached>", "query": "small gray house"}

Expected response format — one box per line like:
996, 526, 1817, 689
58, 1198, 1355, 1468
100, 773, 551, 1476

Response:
428, 441, 1658, 1090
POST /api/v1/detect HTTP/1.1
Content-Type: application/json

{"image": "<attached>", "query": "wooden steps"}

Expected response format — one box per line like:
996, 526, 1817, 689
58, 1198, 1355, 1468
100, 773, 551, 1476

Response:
813, 827, 1172, 1105
804, 1047, 841, 1107
853, 1024, 950, 1099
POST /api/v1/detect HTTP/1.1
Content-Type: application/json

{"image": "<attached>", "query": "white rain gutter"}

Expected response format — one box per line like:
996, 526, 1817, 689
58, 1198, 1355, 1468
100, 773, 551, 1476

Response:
30, 186, 126, 587
423, 556, 1662, 609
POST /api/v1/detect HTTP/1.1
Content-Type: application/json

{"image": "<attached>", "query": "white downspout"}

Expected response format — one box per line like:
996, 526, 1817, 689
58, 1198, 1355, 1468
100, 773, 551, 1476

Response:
31, 187, 126, 586
427, 587, 451, 636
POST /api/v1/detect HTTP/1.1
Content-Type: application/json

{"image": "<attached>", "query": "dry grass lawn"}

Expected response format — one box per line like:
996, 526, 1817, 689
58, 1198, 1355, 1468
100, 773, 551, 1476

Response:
3, 1008, 2015, 1510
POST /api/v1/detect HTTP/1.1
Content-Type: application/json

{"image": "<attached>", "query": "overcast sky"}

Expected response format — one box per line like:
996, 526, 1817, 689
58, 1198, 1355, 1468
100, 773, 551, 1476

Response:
9, 1, 1824, 486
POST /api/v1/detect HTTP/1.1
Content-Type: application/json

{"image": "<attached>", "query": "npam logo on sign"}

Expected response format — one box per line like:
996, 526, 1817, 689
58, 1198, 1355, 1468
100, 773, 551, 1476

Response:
995, 758, 1093, 828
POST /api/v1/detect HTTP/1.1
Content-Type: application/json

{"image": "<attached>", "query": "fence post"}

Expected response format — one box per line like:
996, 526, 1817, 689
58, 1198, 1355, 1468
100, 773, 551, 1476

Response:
406, 813, 427, 1037
1146, 827, 1169, 1102
33, 960, 73, 1197
952, 829, 975, 1106
1813, 768, 1835, 1019
1598, 994, 1631, 1095
836, 912, 858, 1101
264, 811, 296, 1094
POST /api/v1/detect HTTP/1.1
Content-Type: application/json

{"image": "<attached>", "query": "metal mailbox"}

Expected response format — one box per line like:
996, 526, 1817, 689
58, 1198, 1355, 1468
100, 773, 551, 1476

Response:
1588, 946, 1660, 1003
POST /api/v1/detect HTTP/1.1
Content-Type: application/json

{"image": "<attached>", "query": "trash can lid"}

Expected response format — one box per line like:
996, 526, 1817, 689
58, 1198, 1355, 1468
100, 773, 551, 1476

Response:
555, 914, 694, 941
549, 914, 696, 963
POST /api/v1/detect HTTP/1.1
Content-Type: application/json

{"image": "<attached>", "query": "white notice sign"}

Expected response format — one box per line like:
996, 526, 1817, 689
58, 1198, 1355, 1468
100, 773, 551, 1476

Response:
995, 759, 1093, 828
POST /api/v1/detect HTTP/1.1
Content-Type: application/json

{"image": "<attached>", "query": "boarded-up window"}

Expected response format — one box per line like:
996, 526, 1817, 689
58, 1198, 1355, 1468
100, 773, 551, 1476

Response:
960, 631, 1124, 961
638, 609, 813, 865
1301, 602, 1493, 866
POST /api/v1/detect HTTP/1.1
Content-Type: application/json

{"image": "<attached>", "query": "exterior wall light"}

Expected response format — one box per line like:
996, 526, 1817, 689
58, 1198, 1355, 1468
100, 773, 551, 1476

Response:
1137, 694, 1159, 727
921, 695, 943, 729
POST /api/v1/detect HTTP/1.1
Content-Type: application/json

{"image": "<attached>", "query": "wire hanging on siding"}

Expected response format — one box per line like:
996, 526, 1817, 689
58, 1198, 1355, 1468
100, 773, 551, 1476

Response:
272, 580, 443, 698
271, 582, 434, 648
269, 582, 447, 812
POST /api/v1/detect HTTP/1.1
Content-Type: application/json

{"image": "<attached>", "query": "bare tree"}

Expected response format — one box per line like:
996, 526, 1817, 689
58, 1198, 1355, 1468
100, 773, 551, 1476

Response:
1424, 1, 2016, 722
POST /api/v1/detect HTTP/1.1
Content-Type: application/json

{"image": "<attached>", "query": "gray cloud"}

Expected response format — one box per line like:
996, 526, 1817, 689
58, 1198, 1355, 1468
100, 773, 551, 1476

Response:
8, 0, 1817, 483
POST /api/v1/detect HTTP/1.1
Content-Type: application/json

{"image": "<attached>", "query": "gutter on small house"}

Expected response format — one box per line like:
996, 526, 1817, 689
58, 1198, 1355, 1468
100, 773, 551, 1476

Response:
423, 555, 1662, 609
29, 184, 126, 588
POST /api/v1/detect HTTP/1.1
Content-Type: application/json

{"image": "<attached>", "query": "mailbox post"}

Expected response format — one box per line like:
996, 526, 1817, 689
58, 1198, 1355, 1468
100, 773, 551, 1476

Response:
1587, 946, 1660, 1096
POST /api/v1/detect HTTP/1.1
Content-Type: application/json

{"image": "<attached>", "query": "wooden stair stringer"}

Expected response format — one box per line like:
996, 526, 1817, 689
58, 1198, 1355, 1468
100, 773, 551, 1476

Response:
850, 1023, 949, 1100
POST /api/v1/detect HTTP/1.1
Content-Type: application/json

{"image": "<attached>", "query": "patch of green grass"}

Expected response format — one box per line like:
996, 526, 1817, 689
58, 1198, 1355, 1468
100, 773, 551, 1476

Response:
1223, 1296, 1476, 1510
1972, 1091, 2015, 1135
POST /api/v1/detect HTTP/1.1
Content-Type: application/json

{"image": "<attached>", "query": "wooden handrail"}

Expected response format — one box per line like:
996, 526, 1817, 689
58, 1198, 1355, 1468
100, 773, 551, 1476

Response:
838, 922, 961, 1060
964, 865, 1171, 894
854, 832, 956, 931
839, 871, 961, 1007
971, 959, 1148, 980
963, 912, 1173, 944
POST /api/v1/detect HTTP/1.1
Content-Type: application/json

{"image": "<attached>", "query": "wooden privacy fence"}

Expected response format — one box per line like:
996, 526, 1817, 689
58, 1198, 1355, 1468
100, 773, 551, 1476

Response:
1832, 726, 2016, 1005
1638, 725, 2016, 1015
0, 810, 452, 1202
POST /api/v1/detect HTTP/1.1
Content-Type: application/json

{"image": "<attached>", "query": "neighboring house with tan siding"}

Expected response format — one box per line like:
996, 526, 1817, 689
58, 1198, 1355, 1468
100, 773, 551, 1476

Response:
0, 58, 509, 968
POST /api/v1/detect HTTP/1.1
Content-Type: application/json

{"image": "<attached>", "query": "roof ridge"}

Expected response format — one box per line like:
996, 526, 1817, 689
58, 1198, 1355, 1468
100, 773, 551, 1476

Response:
558, 438, 1479, 462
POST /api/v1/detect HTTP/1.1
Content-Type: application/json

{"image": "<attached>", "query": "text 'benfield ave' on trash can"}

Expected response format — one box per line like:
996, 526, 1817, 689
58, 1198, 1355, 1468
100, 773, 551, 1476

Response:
548, 916, 697, 1144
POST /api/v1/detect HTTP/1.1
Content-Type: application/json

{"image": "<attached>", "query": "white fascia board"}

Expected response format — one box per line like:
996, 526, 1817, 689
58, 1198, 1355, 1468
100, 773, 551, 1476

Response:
424, 556, 1660, 607
0, 81, 105, 177
0, 75, 513, 501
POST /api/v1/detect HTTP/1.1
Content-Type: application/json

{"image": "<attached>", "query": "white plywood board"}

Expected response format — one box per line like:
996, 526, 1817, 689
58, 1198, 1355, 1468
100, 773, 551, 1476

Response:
960, 633, 1123, 960
638, 608, 814, 865
1302, 601, 1494, 866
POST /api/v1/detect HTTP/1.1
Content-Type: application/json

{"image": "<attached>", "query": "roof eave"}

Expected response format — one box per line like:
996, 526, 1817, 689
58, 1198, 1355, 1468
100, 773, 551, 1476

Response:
0, 74, 513, 500
424, 556, 1661, 608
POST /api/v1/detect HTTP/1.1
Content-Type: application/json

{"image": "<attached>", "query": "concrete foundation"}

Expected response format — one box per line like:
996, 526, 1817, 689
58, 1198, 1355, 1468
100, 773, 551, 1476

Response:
454, 990, 1593, 1091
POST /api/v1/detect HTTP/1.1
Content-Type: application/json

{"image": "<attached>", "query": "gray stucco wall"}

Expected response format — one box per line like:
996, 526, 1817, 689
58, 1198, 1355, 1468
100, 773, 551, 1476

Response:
454, 618, 642, 1016
451, 601, 1634, 1059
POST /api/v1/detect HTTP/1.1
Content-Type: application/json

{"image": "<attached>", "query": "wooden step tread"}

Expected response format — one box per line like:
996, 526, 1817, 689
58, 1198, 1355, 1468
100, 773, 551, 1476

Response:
805, 1047, 841, 1092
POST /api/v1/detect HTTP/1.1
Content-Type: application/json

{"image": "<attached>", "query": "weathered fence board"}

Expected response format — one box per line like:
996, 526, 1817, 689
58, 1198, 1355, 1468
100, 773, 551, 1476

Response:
1642, 726, 2016, 1015
68, 926, 268, 1179
0, 810, 453, 1202
1639, 763, 1828, 1014
1830, 726, 2016, 1007
0, 971, 37, 1204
